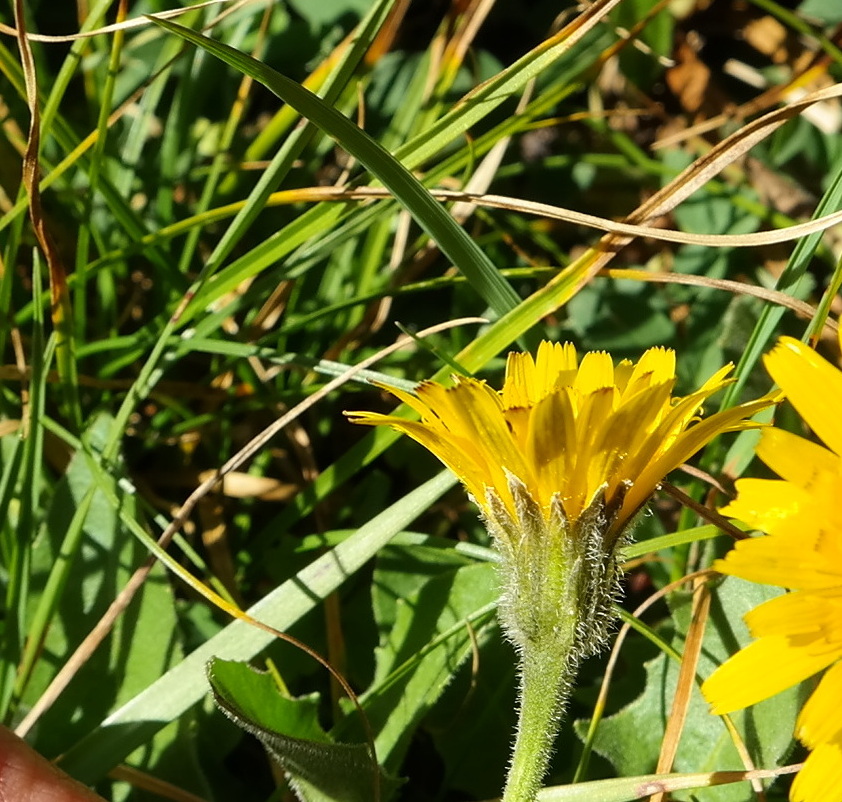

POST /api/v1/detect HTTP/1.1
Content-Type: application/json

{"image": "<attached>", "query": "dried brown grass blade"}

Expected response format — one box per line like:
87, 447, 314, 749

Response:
653, 55, 837, 151
0, 0, 238, 42
14, 0, 63, 315
648, 580, 719, 802
521, 81, 842, 319
281, 180, 842, 248
14, 0, 82, 428
629, 82, 842, 225
107, 764, 209, 802
603, 269, 837, 333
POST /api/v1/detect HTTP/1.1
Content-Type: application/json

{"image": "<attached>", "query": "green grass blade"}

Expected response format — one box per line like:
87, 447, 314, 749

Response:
200, 0, 398, 276
57, 469, 456, 782
393, 0, 625, 171
148, 15, 521, 318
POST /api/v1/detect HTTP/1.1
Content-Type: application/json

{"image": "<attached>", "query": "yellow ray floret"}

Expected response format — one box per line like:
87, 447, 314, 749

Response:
347, 341, 769, 542
764, 336, 842, 457
792, 740, 842, 802
703, 334, 842, 802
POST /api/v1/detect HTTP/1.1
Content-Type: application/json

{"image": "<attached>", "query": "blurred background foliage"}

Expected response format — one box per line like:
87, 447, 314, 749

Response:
0, 0, 839, 799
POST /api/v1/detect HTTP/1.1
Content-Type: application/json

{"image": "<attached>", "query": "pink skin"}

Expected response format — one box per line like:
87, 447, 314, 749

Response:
0, 727, 104, 802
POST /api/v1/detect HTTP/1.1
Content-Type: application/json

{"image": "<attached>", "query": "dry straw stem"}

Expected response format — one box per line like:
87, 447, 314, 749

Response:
280, 161, 842, 247
626, 82, 842, 226
530, 81, 842, 315
105, 764, 208, 802
12, 0, 83, 428
602, 270, 836, 334
649, 580, 725, 802
0, 0, 241, 41
13, 0, 68, 318
15, 317, 486, 742
653, 55, 839, 151
620, 764, 800, 800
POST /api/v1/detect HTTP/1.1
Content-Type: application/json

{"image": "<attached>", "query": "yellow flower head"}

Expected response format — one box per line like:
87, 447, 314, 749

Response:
348, 341, 767, 542
701, 336, 842, 802
348, 342, 769, 660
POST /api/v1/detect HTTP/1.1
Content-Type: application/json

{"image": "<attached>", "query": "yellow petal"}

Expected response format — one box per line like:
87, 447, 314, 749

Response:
575, 351, 615, 394
376, 381, 438, 420
613, 359, 635, 393
702, 636, 837, 714
441, 379, 532, 494
625, 347, 676, 391
502, 351, 536, 408
527, 390, 577, 511
349, 341, 771, 549
797, 661, 842, 749
620, 400, 768, 522
590, 383, 672, 492
600, 382, 678, 479
693, 362, 734, 394
536, 340, 577, 399
756, 427, 841, 487
719, 478, 811, 534
504, 405, 531, 455
791, 739, 842, 802
357, 416, 490, 503
344, 380, 434, 426
745, 590, 842, 641
764, 336, 842, 457
569, 385, 616, 513
713, 531, 842, 590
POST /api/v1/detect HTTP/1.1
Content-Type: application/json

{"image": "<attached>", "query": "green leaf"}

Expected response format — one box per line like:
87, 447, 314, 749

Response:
20, 414, 202, 795
23, 416, 183, 740
576, 577, 800, 800
208, 658, 401, 802
798, 0, 842, 24
58, 470, 457, 783
334, 549, 499, 771
286, 0, 376, 27
612, 0, 673, 91
432, 635, 517, 799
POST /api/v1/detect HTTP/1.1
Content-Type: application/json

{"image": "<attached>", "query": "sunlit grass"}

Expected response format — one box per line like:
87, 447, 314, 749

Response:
1, 0, 841, 800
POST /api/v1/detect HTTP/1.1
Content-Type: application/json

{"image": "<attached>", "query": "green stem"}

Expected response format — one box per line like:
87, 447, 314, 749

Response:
502, 631, 576, 802
489, 488, 617, 802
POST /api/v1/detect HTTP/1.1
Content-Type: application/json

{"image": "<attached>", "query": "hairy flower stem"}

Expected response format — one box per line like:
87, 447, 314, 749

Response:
502, 625, 576, 802
492, 490, 621, 802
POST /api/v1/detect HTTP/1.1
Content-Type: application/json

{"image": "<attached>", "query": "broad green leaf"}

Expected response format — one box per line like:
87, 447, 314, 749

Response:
20, 414, 201, 797
58, 470, 456, 783
576, 577, 800, 801
334, 549, 499, 771
798, 0, 842, 24
208, 658, 402, 802
433, 634, 517, 799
